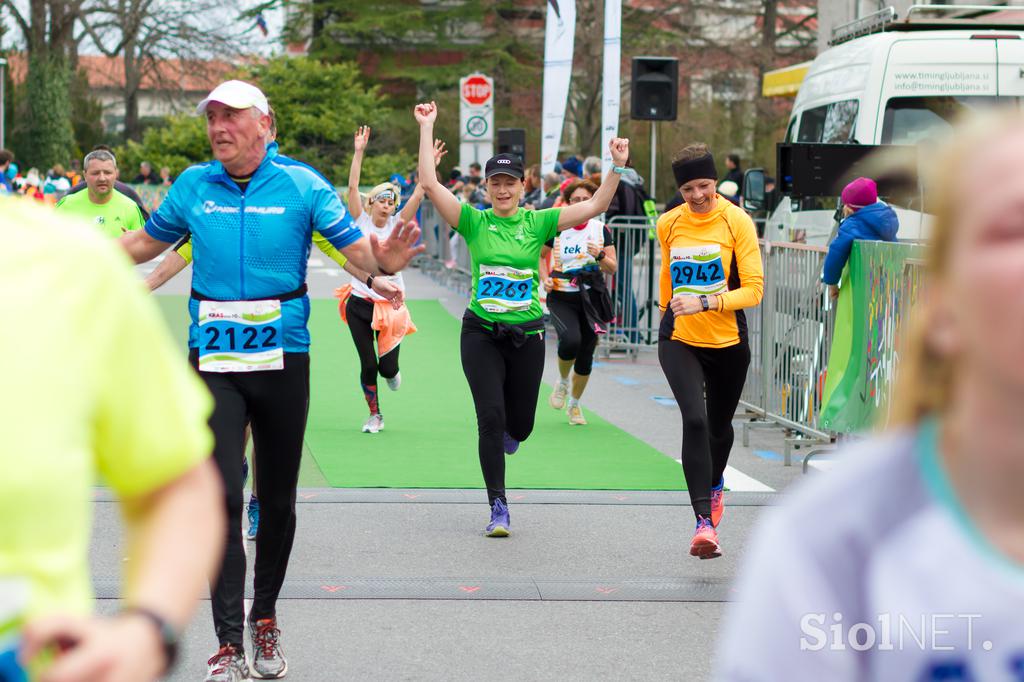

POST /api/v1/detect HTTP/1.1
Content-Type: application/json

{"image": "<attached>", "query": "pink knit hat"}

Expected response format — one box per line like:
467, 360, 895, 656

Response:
841, 177, 877, 208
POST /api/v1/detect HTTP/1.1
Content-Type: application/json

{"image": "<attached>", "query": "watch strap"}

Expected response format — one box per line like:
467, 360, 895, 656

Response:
121, 606, 178, 672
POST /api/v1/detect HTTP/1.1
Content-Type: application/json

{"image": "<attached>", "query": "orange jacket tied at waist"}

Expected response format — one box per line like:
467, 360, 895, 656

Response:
334, 284, 417, 356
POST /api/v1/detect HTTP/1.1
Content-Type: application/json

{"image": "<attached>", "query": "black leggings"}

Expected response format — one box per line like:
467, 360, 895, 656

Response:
460, 315, 546, 505
657, 338, 750, 521
346, 294, 400, 386
547, 291, 599, 376
190, 351, 310, 647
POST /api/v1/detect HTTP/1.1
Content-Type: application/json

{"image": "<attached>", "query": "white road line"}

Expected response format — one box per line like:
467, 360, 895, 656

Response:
723, 465, 775, 492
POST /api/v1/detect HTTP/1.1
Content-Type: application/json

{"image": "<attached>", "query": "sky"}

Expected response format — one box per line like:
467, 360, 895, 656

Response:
0, 1, 288, 57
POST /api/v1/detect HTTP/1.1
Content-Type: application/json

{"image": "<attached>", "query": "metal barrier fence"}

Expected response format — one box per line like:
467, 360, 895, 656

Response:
601, 216, 659, 356
739, 241, 835, 465
415, 199, 474, 298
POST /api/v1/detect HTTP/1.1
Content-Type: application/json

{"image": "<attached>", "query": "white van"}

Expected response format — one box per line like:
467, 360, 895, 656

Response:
757, 5, 1024, 245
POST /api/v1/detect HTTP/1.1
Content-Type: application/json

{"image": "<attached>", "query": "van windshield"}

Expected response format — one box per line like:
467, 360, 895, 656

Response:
881, 96, 1021, 144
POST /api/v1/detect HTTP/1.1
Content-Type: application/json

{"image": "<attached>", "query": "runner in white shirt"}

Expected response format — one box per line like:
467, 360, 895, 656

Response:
717, 111, 1024, 681
539, 179, 617, 425
339, 126, 445, 433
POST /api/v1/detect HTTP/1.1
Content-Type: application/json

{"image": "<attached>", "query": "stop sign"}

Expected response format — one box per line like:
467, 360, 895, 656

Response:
462, 76, 492, 106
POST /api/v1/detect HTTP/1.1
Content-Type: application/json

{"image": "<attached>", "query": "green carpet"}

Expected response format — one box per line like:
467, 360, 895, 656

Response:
155, 296, 683, 490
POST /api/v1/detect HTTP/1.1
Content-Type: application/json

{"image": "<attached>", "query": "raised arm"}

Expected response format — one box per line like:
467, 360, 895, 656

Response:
556, 138, 630, 231
399, 185, 426, 225
414, 102, 462, 228
401, 138, 447, 223
348, 126, 370, 221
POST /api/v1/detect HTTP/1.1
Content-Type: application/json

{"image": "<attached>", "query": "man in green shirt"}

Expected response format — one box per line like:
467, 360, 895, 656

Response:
56, 150, 146, 238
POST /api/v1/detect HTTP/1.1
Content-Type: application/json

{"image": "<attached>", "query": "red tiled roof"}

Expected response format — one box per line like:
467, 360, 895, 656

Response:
7, 53, 236, 92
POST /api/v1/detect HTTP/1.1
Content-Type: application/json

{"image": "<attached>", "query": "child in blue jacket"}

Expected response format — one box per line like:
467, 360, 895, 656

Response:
823, 177, 899, 298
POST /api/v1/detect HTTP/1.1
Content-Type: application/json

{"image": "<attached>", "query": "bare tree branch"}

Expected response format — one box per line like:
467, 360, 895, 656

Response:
0, 0, 32, 46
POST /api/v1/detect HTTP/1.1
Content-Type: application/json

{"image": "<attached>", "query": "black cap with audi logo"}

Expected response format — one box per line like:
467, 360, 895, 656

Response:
484, 153, 524, 179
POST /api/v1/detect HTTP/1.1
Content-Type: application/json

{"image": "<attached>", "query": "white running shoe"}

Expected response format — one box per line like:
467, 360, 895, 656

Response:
386, 372, 401, 391
567, 404, 587, 426
361, 413, 384, 433
549, 381, 568, 410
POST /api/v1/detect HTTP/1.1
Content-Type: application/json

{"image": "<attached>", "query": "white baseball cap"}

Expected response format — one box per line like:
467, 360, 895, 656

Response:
196, 80, 269, 116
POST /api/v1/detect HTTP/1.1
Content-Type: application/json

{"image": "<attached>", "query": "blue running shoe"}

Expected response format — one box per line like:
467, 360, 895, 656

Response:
246, 495, 260, 541
502, 432, 520, 455
241, 456, 249, 489
485, 498, 510, 537
711, 477, 725, 528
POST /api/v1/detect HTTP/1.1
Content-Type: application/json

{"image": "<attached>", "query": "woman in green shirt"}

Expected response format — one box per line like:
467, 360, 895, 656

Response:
414, 101, 630, 536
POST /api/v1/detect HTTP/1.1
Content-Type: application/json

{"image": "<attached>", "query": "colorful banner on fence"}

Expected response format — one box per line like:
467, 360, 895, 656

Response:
129, 184, 170, 213
541, 0, 576, 179
820, 241, 925, 433
600, 0, 621, 170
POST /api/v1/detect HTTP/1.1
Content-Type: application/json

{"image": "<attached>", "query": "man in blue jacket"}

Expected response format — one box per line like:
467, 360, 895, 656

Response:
823, 177, 899, 299
119, 80, 423, 682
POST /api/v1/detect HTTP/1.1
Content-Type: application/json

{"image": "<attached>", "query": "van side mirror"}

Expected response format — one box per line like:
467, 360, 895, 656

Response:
742, 169, 766, 212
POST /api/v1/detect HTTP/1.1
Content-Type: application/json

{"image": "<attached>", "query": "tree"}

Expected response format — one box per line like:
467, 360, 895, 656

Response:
78, 0, 250, 142
237, 56, 414, 183
1, 0, 86, 168
612, 0, 816, 198
117, 56, 414, 185
251, 0, 545, 173
69, 66, 104, 154
116, 112, 204, 177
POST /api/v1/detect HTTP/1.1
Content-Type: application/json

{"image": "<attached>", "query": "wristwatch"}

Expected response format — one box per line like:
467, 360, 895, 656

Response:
366, 274, 375, 289
699, 294, 710, 312
612, 165, 628, 174
121, 606, 178, 672
596, 251, 606, 261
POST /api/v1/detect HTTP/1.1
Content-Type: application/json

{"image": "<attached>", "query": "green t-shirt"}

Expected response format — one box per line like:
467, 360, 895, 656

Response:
457, 203, 561, 325
0, 198, 213, 624
55, 188, 145, 238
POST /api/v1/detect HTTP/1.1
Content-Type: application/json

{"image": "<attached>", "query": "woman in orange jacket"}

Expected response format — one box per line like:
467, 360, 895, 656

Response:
657, 143, 764, 560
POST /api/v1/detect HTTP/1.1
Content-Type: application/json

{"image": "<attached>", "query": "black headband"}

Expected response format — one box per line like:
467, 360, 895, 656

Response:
672, 154, 718, 187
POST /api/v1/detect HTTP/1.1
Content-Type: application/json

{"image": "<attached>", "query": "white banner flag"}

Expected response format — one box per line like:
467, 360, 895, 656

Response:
541, 0, 576, 181
601, 0, 622, 169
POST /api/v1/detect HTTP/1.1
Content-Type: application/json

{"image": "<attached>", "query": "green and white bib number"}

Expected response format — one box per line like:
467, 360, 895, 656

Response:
670, 245, 727, 296
198, 300, 283, 373
477, 265, 534, 314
